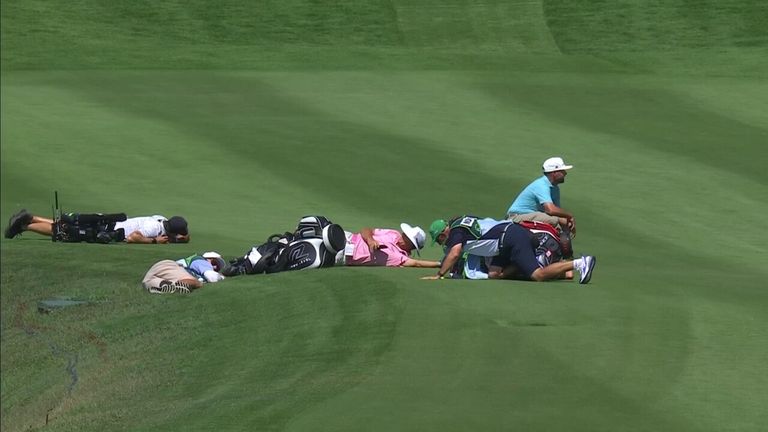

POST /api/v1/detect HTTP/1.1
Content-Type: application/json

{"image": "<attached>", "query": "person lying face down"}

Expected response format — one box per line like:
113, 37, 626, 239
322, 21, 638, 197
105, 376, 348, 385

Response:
142, 251, 226, 294
424, 216, 595, 283
338, 223, 440, 268
5, 209, 189, 244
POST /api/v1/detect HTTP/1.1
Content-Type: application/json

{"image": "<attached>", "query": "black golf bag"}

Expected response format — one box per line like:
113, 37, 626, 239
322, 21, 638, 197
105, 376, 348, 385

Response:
223, 216, 346, 276
52, 212, 127, 244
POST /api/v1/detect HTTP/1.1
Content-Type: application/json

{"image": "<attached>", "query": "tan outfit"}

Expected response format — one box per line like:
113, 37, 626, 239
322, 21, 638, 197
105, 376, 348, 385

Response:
142, 260, 194, 291
506, 211, 560, 227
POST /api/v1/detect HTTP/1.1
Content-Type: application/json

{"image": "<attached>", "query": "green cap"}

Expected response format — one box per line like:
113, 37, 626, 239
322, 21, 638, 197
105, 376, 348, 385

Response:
429, 219, 448, 245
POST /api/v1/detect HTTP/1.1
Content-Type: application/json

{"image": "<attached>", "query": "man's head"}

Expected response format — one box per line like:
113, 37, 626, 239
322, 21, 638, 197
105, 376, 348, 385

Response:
429, 219, 449, 245
202, 251, 226, 272
542, 156, 573, 185
399, 223, 426, 256
164, 216, 188, 242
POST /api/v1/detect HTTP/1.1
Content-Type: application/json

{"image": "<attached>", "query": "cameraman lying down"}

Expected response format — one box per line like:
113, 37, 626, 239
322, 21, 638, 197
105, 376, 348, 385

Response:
5, 209, 189, 244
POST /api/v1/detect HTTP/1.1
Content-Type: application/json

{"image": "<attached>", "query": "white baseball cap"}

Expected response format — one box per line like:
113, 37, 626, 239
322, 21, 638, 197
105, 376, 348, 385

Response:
542, 157, 574, 173
400, 223, 426, 256
202, 251, 225, 273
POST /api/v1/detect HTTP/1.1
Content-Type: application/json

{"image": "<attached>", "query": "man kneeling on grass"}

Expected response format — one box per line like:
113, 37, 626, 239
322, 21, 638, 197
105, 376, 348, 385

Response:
142, 252, 226, 294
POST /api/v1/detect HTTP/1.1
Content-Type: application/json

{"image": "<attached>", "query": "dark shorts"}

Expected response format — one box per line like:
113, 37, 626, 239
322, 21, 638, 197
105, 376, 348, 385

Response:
489, 224, 539, 279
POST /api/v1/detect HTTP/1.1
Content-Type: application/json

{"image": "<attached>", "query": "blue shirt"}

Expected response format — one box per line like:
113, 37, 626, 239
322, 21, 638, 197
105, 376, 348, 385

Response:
187, 259, 214, 279
507, 175, 560, 214
175, 255, 215, 280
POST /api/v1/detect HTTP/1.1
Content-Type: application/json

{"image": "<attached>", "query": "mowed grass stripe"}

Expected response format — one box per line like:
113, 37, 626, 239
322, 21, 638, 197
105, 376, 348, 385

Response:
123, 270, 403, 431
284, 282, 694, 431
2, 49, 765, 430
2, 70, 766, 276
2, 0, 768, 426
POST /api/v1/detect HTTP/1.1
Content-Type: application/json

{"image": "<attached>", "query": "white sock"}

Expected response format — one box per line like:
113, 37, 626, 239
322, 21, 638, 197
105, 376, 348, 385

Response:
574, 257, 584, 273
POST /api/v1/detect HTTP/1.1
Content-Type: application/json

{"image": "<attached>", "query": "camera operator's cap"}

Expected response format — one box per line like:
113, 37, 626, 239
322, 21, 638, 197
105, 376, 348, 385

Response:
167, 216, 188, 235
429, 219, 449, 245
400, 223, 426, 256
542, 157, 573, 173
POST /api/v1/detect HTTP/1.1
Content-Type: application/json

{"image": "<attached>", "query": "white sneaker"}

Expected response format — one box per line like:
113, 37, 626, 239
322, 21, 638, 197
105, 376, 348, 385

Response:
149, 280, 190, 294
173, 281, 192, 294
578, 256, 596, 284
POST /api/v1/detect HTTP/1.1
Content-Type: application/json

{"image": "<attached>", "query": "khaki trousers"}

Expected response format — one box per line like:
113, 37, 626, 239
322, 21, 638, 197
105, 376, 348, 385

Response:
142, 260, 193, 291
506, 211, 560, 227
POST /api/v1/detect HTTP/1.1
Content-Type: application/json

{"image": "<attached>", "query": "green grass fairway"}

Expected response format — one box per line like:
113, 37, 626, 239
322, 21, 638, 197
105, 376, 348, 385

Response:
2, 1, 768, 431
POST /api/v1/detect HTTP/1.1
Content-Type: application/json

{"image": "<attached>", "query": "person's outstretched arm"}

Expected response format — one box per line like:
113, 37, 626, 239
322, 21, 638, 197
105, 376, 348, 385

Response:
402, 258, 441, 268
421, 243, 462, 279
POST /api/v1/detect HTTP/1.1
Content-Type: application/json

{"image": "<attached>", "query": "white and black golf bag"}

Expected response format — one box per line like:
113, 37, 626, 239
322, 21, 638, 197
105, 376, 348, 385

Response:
223, 216, 346, 276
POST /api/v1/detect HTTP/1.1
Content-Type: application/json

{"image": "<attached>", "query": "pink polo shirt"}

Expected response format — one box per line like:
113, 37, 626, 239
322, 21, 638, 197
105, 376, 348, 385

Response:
346, 229, 410, 267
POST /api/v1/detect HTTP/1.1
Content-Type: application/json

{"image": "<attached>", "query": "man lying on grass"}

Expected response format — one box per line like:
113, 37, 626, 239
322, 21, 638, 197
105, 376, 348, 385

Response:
143, 251, 226, 294
5, 209, 189, 244
336, 223, 440, 268
423, 216, 596, 283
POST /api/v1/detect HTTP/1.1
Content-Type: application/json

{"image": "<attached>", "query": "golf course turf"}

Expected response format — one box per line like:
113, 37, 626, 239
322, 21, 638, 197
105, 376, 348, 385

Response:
2, 1, 767, 431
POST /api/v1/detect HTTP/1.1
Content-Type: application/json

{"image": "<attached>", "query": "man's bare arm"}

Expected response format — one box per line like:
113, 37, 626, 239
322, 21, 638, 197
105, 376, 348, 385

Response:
359, 227, 380, 252
421, 244, 462, 279
402, 258, 441, 268
125, 231, 168, 244
542, 202, 573, 219
542, 202, 576, 233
